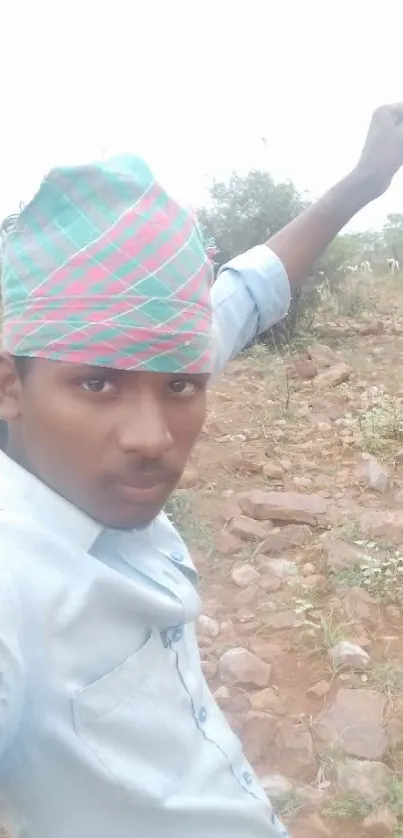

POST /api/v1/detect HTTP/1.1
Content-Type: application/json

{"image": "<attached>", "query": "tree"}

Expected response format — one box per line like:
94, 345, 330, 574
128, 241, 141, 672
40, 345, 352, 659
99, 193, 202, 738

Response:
382, 213, 403, 260
198, 170, 308, 270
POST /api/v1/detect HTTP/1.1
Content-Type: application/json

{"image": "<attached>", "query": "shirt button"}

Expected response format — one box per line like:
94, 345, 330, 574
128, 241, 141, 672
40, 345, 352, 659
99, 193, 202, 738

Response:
172, 627, 183, 643
242, 771, 253, 786
198, 707, 207, 724
170, 550, 184, 563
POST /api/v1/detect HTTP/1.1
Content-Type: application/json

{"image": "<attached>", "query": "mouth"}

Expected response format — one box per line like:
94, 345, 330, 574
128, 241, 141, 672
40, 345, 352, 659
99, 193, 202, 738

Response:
113, 478, 168, 505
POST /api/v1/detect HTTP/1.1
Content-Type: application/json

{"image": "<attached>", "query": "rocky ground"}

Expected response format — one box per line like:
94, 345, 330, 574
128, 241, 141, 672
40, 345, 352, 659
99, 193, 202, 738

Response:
169, 274, 403, 838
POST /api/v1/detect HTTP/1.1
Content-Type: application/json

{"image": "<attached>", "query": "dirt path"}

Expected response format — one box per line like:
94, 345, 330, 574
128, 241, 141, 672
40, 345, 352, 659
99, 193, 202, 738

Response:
169, 276, 403, 837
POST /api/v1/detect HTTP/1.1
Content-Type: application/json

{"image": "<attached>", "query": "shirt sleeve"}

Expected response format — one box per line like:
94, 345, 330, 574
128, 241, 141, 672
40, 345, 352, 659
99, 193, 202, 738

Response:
210, 244, 291, 377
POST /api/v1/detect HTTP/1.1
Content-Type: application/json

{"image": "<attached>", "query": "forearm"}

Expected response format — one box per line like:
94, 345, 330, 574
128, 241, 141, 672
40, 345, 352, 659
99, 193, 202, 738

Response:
266, 167, 378, 286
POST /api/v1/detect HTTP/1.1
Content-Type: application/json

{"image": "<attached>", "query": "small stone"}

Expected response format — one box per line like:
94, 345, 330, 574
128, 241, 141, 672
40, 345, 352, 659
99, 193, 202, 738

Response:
260, 524, 312, 554
215, 531, 243, 555
201, 659, 218, 680
229, 515, 269, 541
364, 457, 390, 494
233, 586, 259, 606
307, 680, 331, 699
214, 685, 231, 708
263, 558, 299, 579
242, 711, 279, 762
313, 362, 352, 389
262, 461, 285, 481
328, 641, 371, 670
301, 562, 316, 577
287, 359, 318, 380
250, 688, 286, 715
229, 455, 263, 475
315, 688, 388, 759
343, 587, 376, 621
362, 807, 397, 836
307, 343, 339, 368
260, 773, 293, 802
197, 615, 220, 638
294, 476, 314, 491
323, 537, 366, 571
274, 722, 317, 781
237, 490, 329, 527
231, 563, 260, 587
259, 576, 282, 593
336, 759, 391, 799
264, 610, 299, 630
218, 647, 272, 687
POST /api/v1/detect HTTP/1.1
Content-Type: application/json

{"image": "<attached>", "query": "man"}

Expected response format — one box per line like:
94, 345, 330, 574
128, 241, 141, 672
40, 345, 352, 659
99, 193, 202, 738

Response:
0, 105, 401, 838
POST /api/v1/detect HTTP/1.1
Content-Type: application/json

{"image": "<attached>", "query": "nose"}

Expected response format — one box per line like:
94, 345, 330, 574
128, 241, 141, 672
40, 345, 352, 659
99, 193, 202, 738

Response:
117, 393, 173, 459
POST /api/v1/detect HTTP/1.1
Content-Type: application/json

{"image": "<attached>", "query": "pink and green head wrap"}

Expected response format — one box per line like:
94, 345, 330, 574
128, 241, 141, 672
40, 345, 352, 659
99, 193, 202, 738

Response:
1, 156, 214, 373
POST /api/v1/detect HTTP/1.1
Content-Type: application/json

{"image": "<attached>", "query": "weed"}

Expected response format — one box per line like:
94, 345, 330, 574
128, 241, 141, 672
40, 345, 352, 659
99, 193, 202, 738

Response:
165, 491, 213, 551
331, 538, 403, 606
275, 789, 305, 819
322, 792, 373, 821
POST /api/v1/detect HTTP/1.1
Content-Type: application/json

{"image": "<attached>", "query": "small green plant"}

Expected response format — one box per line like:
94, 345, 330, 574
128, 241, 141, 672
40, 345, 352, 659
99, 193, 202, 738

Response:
387, 777, 403, 817
331, 538, 403, 606
343, 394, 403, 456
275, 789, 305, 819
165, 491, 213, 551
322, 792, 373, 821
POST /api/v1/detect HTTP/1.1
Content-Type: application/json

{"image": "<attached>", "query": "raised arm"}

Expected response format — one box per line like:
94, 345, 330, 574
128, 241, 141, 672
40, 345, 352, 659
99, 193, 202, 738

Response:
267, 103, 403, 286
211, 103, 403, 373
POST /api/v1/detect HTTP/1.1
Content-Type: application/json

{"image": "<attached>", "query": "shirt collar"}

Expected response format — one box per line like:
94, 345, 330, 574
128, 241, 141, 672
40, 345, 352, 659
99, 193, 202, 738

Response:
0, 449, 102, 552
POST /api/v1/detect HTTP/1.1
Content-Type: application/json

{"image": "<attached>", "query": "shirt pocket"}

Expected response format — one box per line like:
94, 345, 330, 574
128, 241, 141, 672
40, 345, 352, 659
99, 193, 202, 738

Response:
72, 628, 197, 803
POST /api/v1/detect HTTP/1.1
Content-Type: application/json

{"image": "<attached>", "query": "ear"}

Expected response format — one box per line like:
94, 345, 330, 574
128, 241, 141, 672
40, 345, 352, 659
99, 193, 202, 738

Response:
0, 353, 23, 420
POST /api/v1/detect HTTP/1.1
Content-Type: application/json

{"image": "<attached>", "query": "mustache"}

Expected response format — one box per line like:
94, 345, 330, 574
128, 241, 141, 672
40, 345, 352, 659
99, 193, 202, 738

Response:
109, 458, 178, 485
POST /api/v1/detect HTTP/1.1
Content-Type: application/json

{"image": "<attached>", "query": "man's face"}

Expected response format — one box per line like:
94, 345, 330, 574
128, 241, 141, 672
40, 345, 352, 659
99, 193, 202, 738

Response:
0, 356, 208, 528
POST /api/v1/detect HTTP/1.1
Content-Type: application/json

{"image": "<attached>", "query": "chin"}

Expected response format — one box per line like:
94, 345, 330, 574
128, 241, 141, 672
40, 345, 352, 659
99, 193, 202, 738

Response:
94, 499, 167, 531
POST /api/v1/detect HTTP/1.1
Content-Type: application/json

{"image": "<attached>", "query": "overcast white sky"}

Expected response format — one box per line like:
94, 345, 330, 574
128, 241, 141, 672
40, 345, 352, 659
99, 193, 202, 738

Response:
1, 0, 402, 231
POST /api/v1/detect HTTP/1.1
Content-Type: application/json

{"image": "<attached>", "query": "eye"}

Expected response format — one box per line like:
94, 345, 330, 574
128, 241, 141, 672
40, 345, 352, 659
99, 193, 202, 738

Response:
168, 378, 199, 398
81, 377, 115, 394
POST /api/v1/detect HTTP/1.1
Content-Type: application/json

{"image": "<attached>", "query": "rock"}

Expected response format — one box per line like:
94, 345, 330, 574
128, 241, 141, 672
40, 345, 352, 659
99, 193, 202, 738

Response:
362, 807, 397, 836
242, 711, 279, 762
260, 773, 293, 803
360, 509, 403, 543
274, 723, 317, 781
237, 490, 329, 527
214, 685, 231, 708
233, 586, 259, 606
263, 558, 299, 579
249, 638, 285, 663
307, 680, 331, 699
231, 564, 260, 587
315, 689, 388, 759
215, 531, 243, 555
364, 457, 390, 494
343, 587, 376, 621
328, 641, 371, 670
229, 455, 263, 475
218, 647, 272, 688
307, 343, 339, 368
201, 659, 218, 680
264, 610, 299, 630
229, 515, 269, 541
294, 813, 332, 838
262, 461, 285, 481
259, 576, 282, 593
323, 537, 365, 571
197, 615, 220, 638
287, 359, 318, 380
250, 688, 286, 716
313, 362, 352, 389
301, 562, 316, 576
335, 759, 391, 800
293, 476, 314, 491
261, 524, 312, 554
178, 466, 200, 488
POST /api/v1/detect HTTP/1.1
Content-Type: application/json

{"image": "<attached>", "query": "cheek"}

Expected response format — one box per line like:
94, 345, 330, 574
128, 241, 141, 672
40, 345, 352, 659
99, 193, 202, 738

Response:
169, 397, 207, 453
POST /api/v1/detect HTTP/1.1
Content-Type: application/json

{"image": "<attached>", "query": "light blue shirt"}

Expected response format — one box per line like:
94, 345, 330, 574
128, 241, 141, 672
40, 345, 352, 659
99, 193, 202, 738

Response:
0, 246, 291, 838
